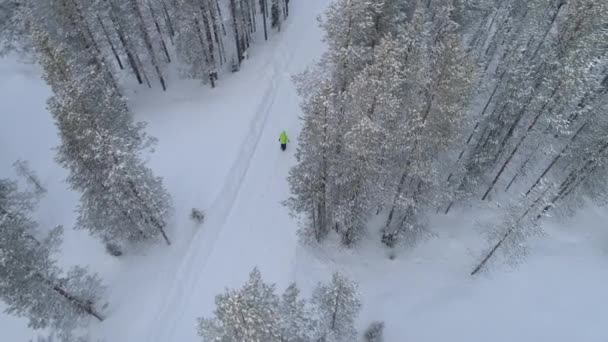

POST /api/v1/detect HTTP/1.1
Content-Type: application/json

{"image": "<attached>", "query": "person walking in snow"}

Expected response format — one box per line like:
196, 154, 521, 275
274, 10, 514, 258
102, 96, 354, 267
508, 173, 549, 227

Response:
279, 130, 289, 151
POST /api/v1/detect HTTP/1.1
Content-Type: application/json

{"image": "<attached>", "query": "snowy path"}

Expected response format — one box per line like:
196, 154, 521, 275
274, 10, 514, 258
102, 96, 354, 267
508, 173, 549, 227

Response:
140, 2, 329, 341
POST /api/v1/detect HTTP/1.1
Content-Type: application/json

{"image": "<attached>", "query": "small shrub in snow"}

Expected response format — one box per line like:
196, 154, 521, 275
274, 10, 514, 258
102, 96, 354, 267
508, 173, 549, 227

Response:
190, 208, 205, 225
32, 332, 100, 342
104, 242, 123, 257
364, 321, 385, 342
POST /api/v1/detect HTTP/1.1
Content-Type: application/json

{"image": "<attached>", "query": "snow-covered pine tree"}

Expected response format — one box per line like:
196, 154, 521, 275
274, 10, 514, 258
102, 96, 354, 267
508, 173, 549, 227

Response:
289, 0, 415, 246
332, 32, 412, 246
288, 73, 339, 243
380, 0, 475, 247
174, 0, 217, 85
197, 267, 281, 341
279, 283, 319, 342
22, 0, 120, 93
0, 178, 106, 337
460, 0, 608, 271
92, 0, 168, 90
319, 0, 403, 92
0, 0, 34, 56
13, 160, 47, 196
311, 272, 361, 342
270, 0, 282, 31
33, 30, 173, 248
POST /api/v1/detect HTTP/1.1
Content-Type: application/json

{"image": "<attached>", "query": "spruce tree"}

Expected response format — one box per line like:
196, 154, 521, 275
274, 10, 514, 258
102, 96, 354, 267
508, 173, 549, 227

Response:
197, 268, 281, 341
0, 178, 105, 337
311, 272, 361, 342
279, 284, 319, 342
33, 30, 173, 248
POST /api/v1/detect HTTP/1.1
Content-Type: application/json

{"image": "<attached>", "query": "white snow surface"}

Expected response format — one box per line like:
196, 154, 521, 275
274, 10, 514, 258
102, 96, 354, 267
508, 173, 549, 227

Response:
2, 0, 608, 341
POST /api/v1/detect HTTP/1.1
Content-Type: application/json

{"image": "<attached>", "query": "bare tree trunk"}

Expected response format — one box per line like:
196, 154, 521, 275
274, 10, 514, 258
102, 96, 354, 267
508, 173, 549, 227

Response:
97, 15, 124, 70
107, 2, 144, 84
249, 0, 256, 31
470, 227, 512, 276
381, 170, 407, 244
67, 0, 120, 92
129, 0, 167, 90
35, 273, 105, 322
230, 0, 243, 64
525, 122, 587, 196
239, 0, 251, 49
481, 81, 561, 200
160, 0, 176, 44
135, 52, 152, 88
261, 0, 268, 40
215, 0, 227, 35
207, 0, 226, 64
53, 284, 105, 321
148, 1, 172, 63
200, 4, 217, 70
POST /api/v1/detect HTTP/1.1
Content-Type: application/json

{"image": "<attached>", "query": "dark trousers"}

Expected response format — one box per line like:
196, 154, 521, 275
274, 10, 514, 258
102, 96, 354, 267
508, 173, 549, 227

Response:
281, 144, 286, 151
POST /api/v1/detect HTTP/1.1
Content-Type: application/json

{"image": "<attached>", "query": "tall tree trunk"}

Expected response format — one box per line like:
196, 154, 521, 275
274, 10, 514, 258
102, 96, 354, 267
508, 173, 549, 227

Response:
148, 1, 172, 63
230, 0, 243, 64
107, 2, 144, 84
206, 0, 226, 64
261, 0, 268, 40
160, 0, 176, 44
525, 122, 588, 196
97, 15, 124, 70
129, 0, 167, 90
35, 273, 105, 322
201, 5, 216, 70
215, 0, 227, 35
481, 81, 561, 200
52, 284, 105, 321
134, 52, 152, 88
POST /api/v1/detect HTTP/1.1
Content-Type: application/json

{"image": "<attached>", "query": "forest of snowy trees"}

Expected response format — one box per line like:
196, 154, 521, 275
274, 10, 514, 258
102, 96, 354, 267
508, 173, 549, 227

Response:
288, 0, 608, 272
1, 0, 290, 88
0, 0, 293, 339
1, 0, 607, 339
198, 268, 366, 342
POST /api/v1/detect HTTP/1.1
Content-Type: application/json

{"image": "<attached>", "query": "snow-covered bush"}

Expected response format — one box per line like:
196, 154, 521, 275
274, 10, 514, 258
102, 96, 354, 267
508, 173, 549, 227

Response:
190, 208, 205, 225
364, 321, 385, 342
104, 242, 123, 257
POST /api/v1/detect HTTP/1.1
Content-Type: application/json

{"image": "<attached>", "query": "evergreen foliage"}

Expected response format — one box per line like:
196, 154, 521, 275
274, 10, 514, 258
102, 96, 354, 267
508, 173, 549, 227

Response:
197, 269, 361, 342
0, 177, 105, 338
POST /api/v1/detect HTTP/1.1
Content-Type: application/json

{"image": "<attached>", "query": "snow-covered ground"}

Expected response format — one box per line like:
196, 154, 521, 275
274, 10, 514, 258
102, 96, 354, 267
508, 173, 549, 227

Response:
2, 0, 608, 341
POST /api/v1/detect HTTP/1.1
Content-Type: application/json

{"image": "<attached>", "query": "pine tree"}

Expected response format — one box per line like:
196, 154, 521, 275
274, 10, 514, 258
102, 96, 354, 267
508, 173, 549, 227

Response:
279, 284, 319, 342
270, 0, 282, 31
174, 0, 219, 87
287, 74, 338, 243
198, 268, 361, 342
33, 30, 173, 248
197, 267, 281, 341
311, 272, 361, 342
380, 0, 475, 247
0, 178, 106, 337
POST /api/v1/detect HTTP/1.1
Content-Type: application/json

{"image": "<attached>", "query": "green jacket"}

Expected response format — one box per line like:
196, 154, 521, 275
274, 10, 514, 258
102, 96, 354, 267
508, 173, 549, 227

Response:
279, 131, 289, 144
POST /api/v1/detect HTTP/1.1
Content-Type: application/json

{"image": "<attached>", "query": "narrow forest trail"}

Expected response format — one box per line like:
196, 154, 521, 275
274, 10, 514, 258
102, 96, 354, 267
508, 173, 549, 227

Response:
138, 1, 330, 341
